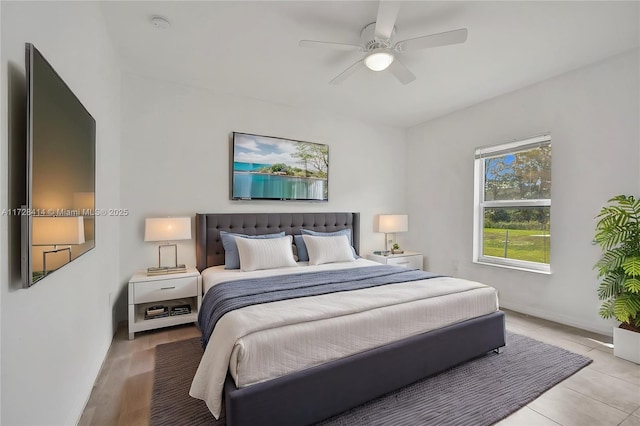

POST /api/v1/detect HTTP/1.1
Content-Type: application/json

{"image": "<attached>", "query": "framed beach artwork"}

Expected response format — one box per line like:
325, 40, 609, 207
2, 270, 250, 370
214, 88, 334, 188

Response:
230, 132, 329, 201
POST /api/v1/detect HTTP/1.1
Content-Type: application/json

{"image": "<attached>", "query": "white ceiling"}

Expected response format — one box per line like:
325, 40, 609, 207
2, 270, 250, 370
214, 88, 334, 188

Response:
100, 1, 640, 129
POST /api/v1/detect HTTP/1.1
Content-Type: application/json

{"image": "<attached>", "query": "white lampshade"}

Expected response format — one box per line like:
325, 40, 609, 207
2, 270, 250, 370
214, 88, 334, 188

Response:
378, 215, 408, 233
364, 48, 394, 71
32, 216, 85, 245
144, 217, 191, 242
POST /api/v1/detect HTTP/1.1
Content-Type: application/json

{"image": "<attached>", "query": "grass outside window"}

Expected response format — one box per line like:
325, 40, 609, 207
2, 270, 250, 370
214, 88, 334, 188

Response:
474, 135, 551, 272
483, 228, 550, 264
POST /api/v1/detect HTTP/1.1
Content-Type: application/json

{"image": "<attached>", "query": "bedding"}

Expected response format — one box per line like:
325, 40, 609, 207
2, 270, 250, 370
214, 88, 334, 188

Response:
301, 227, 354, 243
294, 228, 357, 261
234, 235, 297, 272
302, 234, 355, 265
190, 258, 499, 419
198, 263, 442, 347
219, 230, 285, 269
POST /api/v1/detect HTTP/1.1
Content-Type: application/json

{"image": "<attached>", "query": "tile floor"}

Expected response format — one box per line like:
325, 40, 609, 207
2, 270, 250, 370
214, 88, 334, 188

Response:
79, 309, 640, 425
497, 311, 639, 426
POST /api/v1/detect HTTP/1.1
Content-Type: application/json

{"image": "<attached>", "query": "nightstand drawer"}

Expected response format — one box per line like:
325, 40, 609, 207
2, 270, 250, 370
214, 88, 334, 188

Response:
386, 255, 422, 270
133, 276, 198, 304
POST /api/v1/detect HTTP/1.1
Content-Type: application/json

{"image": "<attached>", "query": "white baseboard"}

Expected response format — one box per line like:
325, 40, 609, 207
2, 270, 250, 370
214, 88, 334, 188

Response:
500, 301, 614, 337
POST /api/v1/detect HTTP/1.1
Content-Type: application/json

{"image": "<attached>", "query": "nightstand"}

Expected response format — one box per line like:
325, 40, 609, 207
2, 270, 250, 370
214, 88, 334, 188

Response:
128, 266, 202, 340
367, 251, 423, 270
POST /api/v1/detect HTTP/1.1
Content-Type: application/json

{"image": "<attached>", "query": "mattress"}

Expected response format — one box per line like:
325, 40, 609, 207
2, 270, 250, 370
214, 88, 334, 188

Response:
190, 259, 499, 419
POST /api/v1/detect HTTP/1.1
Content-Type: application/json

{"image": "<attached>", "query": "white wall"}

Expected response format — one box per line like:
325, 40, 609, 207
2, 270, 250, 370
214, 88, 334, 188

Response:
117, 73, 407, 319
0, 2, 121, 425
406, 49, 640, 335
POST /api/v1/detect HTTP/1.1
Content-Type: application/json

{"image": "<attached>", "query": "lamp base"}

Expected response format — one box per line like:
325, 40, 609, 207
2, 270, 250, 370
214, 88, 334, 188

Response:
43, 246, 72, 276
147, 264, 187, 276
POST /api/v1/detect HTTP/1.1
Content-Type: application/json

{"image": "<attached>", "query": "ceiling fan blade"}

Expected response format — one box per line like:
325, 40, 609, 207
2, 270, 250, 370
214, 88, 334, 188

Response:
375, 1, 401, 40
299, 40, 363, 51
395, 28, 468, 52
329, 60, 365, 85
387, 58, 416, 85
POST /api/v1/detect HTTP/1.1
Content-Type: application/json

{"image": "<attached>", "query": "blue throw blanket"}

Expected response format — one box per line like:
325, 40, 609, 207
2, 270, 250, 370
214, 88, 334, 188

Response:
199, 265, 441, 348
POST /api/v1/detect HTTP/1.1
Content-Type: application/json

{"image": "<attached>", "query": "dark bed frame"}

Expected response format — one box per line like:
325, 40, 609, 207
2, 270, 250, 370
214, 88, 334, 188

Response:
195, 212, 506, 426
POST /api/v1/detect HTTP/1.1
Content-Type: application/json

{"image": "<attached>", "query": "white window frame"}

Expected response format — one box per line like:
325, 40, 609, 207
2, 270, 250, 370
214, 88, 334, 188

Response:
473, 134, 551, 274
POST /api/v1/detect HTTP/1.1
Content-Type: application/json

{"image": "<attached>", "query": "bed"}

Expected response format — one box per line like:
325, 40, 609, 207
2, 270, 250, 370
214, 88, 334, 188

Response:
189, 212, 505, 426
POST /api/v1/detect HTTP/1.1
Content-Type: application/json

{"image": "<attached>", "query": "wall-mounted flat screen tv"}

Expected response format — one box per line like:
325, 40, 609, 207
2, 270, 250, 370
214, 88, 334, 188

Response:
231, 132, 328, 201
22, 43, 96, 287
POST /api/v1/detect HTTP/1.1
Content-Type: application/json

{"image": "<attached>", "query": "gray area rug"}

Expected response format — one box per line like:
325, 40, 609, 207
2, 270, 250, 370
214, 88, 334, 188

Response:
150, 332, 591, 426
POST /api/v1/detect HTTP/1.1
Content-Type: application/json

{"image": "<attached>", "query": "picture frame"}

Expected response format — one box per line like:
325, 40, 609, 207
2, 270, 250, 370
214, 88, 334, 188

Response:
231, 132, 329, 201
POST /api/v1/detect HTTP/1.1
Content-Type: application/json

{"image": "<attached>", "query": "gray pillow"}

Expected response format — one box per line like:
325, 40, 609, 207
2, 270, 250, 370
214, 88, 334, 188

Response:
220, 230, 286, 269
293, 235, 310, 261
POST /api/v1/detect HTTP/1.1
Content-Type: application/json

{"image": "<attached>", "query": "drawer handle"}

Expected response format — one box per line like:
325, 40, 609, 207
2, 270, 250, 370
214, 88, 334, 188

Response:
397, 261, 409, 265
160, 286, 176, 290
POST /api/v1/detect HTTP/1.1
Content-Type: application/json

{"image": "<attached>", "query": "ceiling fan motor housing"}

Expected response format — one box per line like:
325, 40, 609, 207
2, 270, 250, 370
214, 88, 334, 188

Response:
361, 22, 396, 51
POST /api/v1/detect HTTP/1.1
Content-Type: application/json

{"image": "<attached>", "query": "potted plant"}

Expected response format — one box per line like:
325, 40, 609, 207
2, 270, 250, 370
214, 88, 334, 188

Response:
594, 195, 640, 364
391, 243, 404, 254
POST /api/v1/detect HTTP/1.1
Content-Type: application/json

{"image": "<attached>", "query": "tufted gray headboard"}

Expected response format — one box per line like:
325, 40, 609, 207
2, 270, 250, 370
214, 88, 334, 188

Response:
195, 212, 360, 272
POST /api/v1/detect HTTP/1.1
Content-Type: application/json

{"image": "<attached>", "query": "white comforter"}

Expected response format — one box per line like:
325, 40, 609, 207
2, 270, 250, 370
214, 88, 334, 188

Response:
189, 259, 499, 419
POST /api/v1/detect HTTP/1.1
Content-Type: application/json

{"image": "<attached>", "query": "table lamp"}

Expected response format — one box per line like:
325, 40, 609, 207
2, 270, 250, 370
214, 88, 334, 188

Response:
378, 214, 408, 252
144, 217, 191, 272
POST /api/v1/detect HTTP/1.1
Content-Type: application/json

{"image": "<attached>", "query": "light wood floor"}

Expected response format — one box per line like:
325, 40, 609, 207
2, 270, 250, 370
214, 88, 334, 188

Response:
79, 310, 640, 426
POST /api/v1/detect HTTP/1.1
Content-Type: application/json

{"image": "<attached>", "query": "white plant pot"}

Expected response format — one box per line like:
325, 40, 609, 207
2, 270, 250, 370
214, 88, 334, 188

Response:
613, 327, 640, 364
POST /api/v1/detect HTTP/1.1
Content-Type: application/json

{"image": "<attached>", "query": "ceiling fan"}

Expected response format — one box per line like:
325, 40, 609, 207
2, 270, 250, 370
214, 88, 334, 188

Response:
298, 1, 467, 85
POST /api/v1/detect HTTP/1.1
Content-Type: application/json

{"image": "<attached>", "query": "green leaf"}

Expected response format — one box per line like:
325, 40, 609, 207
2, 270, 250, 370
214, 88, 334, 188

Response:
594, 222, 636, 251
609, 195, 637, 209
599, 299, 615, 319
623, 278, 640, 293
598, 272, 624, 299
595, 247, 628, 276
614, 294, 640, 324
623, 257, 640, 277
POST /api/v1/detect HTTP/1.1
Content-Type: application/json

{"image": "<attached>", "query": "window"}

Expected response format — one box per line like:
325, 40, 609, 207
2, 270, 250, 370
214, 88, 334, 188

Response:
473, 135, 551, 273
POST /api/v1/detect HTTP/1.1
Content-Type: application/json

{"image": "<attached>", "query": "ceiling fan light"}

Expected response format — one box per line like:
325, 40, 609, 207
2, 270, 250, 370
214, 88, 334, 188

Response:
364, 49, 394, 71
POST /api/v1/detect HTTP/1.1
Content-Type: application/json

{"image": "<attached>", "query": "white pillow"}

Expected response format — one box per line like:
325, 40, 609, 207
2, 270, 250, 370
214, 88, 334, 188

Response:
302, 234, 356, 266
235, 235, 298, 272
